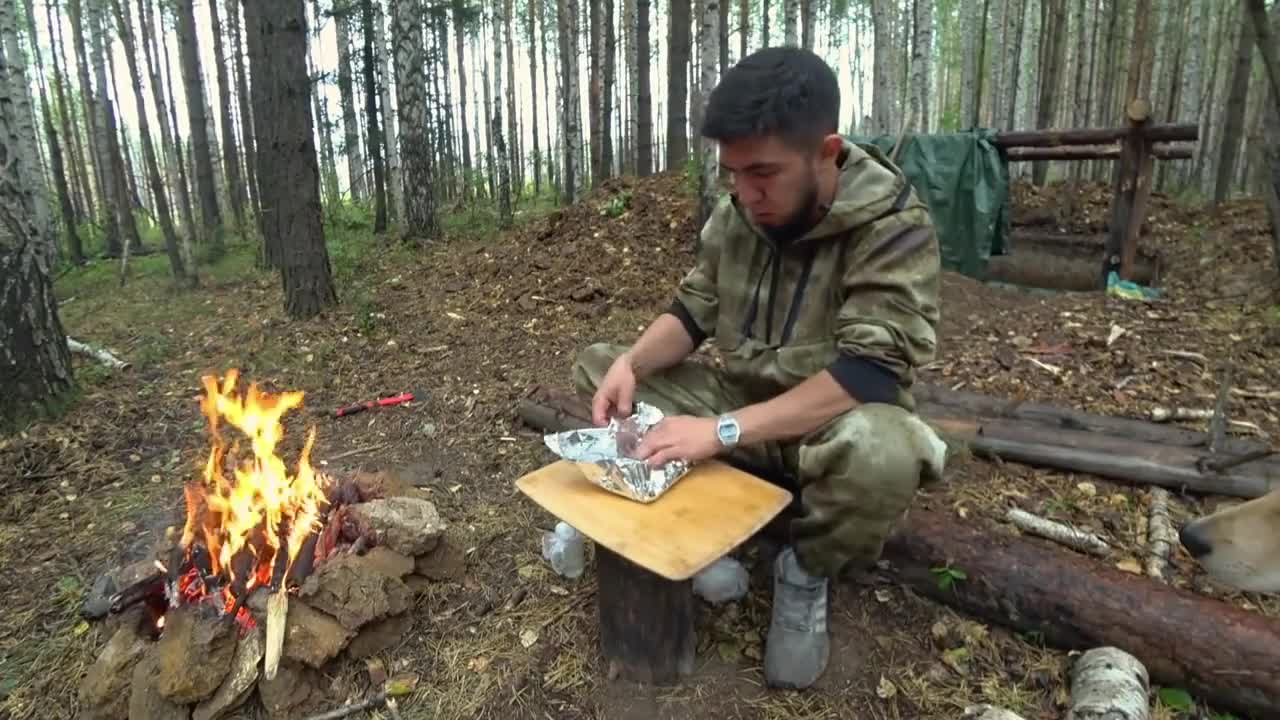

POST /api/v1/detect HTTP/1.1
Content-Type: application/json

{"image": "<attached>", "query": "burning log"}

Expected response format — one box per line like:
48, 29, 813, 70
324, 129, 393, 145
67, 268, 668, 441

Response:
881, 507, 1280, 720
109, 568, 166, 614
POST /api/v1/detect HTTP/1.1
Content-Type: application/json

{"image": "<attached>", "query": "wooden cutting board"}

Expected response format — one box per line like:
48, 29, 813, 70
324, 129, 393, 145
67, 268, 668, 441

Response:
516, 458, 794, 581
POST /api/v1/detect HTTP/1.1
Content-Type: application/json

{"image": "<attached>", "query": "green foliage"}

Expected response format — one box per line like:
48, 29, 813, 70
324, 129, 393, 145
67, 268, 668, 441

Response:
599, 189, 632, 218
930, 564, 967, 591
1156, 687, 1195, 712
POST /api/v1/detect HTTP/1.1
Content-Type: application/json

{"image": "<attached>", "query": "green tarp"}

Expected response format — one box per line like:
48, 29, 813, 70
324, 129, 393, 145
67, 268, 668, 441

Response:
846, 129, 1010, 279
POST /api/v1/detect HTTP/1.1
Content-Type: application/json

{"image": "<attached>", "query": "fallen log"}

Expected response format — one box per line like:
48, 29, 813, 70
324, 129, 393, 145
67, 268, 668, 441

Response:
992, 123, 1198, 148
882, 507, 1280, 720
931, 414, 1278, 499
518, 390, 1280, 499
67, 337, 131, 371
1067, 646, 1150, 720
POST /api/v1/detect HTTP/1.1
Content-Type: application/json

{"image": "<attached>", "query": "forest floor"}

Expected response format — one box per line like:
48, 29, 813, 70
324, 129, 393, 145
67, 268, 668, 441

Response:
2, 172, 1279, 720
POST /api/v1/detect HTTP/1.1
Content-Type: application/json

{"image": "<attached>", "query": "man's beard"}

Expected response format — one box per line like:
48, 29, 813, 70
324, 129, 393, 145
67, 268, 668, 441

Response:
759, 174, 821, 245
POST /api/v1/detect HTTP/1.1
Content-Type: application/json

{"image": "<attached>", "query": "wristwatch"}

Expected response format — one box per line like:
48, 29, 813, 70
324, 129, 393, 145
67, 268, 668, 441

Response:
716, 414, 741, 448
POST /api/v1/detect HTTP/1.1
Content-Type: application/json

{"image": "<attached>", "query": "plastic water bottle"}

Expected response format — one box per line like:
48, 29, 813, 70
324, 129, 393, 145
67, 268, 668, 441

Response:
692, 556, 749, 604
541, 521, 586, 579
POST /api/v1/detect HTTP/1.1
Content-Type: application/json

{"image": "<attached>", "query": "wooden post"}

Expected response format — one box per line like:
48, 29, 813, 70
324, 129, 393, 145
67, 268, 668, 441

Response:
595, 544, 696, 684
1104, 99, 1154, 281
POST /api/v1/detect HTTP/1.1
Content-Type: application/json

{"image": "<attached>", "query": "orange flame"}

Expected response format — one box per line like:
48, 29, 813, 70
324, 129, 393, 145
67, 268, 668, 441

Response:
182, 370, 329, 603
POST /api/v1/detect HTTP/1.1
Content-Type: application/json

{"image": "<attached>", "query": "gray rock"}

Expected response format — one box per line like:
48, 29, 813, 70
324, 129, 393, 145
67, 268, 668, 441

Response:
282, 601, 354, 668
192, 625, 263, 720
347, 497, 445, 556
128, 650, 190, 720
78, 623, 149, 720
154, 607, 237, 704
346, 612, 413, 659
299, 553, 413, 631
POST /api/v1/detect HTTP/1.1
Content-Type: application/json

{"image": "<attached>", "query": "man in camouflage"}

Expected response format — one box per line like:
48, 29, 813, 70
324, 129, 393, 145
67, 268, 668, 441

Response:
572, 46, 948, 689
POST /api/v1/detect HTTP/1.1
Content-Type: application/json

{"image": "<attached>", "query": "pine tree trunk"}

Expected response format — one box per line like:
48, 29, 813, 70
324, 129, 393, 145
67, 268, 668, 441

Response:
207, 0, 246, 231
482, 23, 495, 202
374, 6, 402, 223
49, 0, 94, 226
177, 0, 224, 253
558, 0, 584, 203
960, 0, 980, 128
799, 0, 812, 50
698, 0, 719, 227
871, 0, 893, 133
719, 0, 728, 69
603, 0, 616, 179
24, 0, 80, 264
111, 0, 191, 285
1215, 15, 1254, 204
452, 2, 473, 201
307, 10, 341, 210
911, 0, 933, 133
336, 8, 366, 200
68, 0, 121, 257
137, 0, 180, 220
738, 0, 748, 60
159, 4, 198, 270
504, 0, 521, 196
243, 0, 338, 319
1005, 0, 1026, 130
1178, 0, 1206, 188
624, 0, 636, 175
762, 0, 770, 46
360, 0, 389, 232
590, 0, 603, 185
530, 0, 544, 193
1032, 0, 1067, 186
543, 0, 558, 193
493, 3, 513, 224
666, 0, 690, 171
94, 4, 143, 260
0, 0, 74, 429
226, 0, 259, 216
783, 0, 798, 45
392, 0, 439, 242
636, 0, 653, 175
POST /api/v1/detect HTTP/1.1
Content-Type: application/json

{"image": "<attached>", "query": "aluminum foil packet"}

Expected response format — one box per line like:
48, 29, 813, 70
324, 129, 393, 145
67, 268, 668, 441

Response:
542, 402, 692, 503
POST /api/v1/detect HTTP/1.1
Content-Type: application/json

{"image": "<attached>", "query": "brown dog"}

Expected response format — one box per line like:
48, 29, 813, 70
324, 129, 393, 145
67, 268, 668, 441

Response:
1179, 489, 1280, 593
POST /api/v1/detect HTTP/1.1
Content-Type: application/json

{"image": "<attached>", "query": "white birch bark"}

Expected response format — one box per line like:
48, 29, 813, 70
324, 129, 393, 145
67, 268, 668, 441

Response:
870, 0, 893, 133
783, 0, 798, 45
375, 2, 402, 222
0, 0, 51, 251
911, 0, 932, 133
1066, 647, 1150, 720
698, 0, 719, 224
960, 0, 981, 128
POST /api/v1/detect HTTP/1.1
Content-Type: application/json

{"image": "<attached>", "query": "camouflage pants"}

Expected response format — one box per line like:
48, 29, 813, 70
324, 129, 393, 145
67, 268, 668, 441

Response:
571, 343, 948, 579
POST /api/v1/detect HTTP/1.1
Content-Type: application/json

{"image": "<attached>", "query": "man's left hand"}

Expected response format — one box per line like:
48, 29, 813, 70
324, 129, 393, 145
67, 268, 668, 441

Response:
632, 415, 721, 467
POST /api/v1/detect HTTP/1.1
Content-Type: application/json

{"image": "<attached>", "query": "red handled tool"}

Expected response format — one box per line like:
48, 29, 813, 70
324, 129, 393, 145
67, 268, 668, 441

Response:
333, 389, 422, 418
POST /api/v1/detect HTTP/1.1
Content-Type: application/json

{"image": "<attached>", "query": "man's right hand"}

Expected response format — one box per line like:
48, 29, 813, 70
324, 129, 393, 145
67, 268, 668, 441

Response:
592, 352, 638, 426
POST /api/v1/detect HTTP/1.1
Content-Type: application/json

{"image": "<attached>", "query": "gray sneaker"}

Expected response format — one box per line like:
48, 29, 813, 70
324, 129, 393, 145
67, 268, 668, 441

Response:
764, 546, 830, 689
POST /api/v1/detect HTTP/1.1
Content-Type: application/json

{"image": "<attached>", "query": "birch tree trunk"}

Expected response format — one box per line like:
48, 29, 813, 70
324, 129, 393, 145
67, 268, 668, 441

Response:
0, 0, 74, 429
23, 0, 78, 264
227, 0, 259, 215
625, 0, 637, 175
783, 0, 798, 45
306, 9, 340, 209
375, 4, 402, 222
1214, 16, 1254, 204
242, 0, 338, 319
637, 0, 653, 175
207, 0, 246, 231
482, 19, 495, 201
589, 0, 603, 185
336, 7, 366, 200
545, 0, 559, 193
911, 0, 933, 133
870, 0, 893, 133
698, 0, 719, 227
504, 0, 521, 195
559, 0, 584, 202
492, 2, 513, 224
603, 0, 616, 178
111, 0, 191, 286
391, 0, 439, 242
92, 1, 143, 259
530, 0, 544, 192
158, 3, 197, 269
177, 0, 224, 253
48, 0, 94, 226
961, 0, 980, 128
666, 0, 691, 171
453, 1, 473, 201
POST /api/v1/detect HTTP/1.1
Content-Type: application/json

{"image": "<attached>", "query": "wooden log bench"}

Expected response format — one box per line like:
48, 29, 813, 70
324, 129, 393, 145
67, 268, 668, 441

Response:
515, 458, 793, 684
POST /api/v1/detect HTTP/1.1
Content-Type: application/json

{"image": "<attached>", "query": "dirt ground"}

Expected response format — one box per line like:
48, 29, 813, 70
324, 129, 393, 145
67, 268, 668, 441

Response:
2, 172, 1278, 720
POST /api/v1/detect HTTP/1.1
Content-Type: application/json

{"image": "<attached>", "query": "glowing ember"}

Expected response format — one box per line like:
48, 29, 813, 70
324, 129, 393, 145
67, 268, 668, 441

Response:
174, 369, 330, 618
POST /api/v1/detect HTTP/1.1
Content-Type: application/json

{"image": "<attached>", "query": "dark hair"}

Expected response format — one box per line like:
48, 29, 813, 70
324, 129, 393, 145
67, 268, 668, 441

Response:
700, 46, 840, 150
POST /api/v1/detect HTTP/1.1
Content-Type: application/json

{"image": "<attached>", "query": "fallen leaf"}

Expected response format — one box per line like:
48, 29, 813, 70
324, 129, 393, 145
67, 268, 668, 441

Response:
717, 641, 741, 662
467, 656, 491, 673
1107, 324, 1127, 347
876, 675, 898, 699
548, 585, 569, 596
519, 628, 539, 648
386, 673, 419, 696
1075, 482, 1097, 497
73, 620, 90, 636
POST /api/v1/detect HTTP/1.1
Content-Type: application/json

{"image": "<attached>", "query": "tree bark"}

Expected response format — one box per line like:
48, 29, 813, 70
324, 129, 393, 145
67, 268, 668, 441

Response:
226, 0, 259, 217
602, 0, 616, 179
541, 0, 557, 193
596, 545, 696, 684
697, 0, 719, 226
95, 7, 144, 263
243, 0, 338, 319
111, 0, 191, 286
1032, 0, 1069, 185
738, 0, 748, 61
1213, 15, 1254, 204
158, 3, 197, 272
0, 2, 74, 430
306, 6, 340, 211
335, 6, 366, 200
505, 0, 521, 196
783, 0, 798, 45
207, 0, 246, 231
177, 0, 224, 254
870, 0, 893, 133
374, 6, 401, 223
1244, 0, 1280, 272
23, 0, 79, 265
1004, 0, 1026, 130
392, 0, 439, 243
911, 0, 933, 134
589, 0, 602, 185
360, 0, 388, 232
637, 0, 653, 176
530, 0, 543, 194
880, 508, 1280, 720
558, 0, 584, 203
492, 2, 513, 225
453, 1, 473, 202
666, 0, 691, 172
68, 0, 121, 257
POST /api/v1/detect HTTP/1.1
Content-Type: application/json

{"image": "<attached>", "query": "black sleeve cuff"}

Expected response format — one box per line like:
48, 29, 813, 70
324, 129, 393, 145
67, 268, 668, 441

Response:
828, 354, 899, 404
666, 299, 708, 347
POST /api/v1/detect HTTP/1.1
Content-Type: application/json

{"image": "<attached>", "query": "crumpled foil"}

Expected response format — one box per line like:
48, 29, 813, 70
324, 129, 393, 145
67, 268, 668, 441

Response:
543, 402, 692, 503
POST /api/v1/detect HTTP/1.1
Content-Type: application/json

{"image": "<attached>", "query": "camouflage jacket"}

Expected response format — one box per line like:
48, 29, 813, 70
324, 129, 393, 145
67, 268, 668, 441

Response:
668, 139, 941, 411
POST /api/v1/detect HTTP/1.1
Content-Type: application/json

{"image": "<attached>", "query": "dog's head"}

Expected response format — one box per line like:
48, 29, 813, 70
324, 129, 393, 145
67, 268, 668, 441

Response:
1179, 489, 1280, 593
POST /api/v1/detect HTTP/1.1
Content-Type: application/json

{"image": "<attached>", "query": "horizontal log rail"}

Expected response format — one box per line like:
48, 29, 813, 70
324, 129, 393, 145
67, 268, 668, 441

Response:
1006, 143, 1194, 162
992, 123, 1198, 149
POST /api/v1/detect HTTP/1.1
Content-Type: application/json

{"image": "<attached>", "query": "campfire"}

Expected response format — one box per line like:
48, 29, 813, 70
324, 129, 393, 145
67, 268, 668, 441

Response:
78, 371, 461, 720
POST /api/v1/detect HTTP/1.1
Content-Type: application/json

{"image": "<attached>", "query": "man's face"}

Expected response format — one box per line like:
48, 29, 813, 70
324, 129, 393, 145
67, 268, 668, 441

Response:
718, 133, 831, 242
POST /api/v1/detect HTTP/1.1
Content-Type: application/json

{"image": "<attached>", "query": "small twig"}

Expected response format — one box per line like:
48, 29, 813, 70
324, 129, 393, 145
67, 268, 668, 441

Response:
301, 691, 389, 720
1159, 349, 1210, 364
1005, 508, 1111, 556
1144, 488, 1176, 581
1232, 387, 1280, 400
1200, 448, 1278, 474
1208, 364, 1236, 455
323, 443, 391, 463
